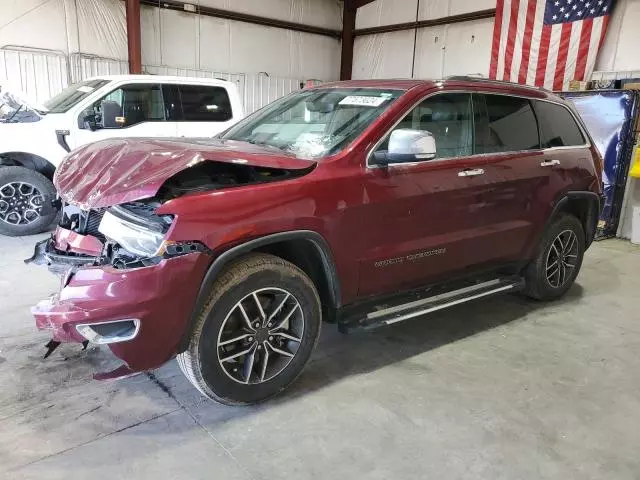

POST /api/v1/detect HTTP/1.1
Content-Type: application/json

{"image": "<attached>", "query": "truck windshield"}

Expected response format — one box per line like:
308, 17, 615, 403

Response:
44, 79, 110, 113
221, 88, 403, 159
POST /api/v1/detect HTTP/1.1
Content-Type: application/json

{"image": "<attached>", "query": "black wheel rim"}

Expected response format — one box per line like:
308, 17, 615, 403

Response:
217, 287, 304, 385
0, 182, 44, 226
545, 229, 578, 289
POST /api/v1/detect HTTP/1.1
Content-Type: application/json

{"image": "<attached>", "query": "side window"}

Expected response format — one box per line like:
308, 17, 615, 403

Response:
86, 83, 165, 128
474, 94, 539, 154
375, 93, 473, 160
179, 85, 232, 122
534, 101, 585, 148
162, 84, 183, 121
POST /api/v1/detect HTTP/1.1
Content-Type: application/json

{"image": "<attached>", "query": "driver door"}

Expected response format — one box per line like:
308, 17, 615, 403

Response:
69, 83, 178, 150
358, 92, 494, 297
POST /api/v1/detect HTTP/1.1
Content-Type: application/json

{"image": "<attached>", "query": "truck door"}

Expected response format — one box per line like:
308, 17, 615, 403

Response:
69, 82, 177, 149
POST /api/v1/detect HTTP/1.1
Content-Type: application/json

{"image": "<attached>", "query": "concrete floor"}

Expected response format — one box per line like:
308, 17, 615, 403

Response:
1, 234, 639, 480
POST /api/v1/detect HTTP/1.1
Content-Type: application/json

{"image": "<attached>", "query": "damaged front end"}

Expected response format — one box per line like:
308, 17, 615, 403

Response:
26, 200, 190, 272
27, 137, 316, 379
26, 199, 211, 378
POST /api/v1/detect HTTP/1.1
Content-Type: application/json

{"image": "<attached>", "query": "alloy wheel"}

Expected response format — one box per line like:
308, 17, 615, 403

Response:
545, 229, 579, 288
217, 287, 304, 385
0, 182, 44, 226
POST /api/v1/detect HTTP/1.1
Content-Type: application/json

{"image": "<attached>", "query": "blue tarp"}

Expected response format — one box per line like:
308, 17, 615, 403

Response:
563, 90, 639, 237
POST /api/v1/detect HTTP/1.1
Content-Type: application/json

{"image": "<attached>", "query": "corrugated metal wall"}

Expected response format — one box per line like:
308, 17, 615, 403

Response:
242, 75, 302, 114
0, 47, 303, 114
0, 47, 69, 103
70, 53, 129, 80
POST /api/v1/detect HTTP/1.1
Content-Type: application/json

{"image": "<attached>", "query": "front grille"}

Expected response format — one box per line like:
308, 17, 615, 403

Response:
83, 208, 106, 241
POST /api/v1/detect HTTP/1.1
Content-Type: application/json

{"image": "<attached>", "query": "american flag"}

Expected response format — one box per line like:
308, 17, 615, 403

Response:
489, 0, 615, 90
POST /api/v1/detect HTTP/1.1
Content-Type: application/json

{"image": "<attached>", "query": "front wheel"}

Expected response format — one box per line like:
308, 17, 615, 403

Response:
524, 213, 585, 300
0, 166, 58, 237
177, 253, 322, 405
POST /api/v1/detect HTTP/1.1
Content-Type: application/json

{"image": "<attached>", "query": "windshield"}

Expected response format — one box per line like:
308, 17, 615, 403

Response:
221, 88, 403, 159
44, 79, 110, 113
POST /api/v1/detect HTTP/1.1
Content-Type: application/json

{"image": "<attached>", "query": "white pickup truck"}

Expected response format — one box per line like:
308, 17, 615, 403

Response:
0, 75, 244, 236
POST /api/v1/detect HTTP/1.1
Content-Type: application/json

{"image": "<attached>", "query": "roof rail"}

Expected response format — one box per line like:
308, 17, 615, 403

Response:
443, 75, 553, 93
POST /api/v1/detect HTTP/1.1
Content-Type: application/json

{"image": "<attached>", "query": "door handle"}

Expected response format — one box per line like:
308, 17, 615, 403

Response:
540, 159, 560, 167
458, 168, 485, 177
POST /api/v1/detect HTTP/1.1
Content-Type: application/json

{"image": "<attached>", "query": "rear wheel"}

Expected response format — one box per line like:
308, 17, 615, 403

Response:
178, 253, 321, 405
0, 166, 57, 236
524, 214, 585, 300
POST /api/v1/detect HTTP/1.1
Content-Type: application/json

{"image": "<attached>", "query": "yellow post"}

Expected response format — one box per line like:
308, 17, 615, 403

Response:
631, 146, 640, 179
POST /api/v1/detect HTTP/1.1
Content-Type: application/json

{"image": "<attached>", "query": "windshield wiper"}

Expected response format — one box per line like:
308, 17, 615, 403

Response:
5, 104, 22, 123
245, 138, 287, 151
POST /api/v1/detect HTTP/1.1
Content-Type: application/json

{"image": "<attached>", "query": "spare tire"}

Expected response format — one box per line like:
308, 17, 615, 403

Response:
0, 166, 58, 236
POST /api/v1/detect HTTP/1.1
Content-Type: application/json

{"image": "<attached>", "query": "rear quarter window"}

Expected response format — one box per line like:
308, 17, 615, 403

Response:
534, 101, 585, 148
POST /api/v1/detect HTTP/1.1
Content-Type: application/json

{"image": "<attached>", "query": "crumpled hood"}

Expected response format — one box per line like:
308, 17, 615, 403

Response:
55, 138, 315, 209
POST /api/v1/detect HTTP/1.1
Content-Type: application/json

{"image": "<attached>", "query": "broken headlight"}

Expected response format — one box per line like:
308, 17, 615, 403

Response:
98, 208, 166, 257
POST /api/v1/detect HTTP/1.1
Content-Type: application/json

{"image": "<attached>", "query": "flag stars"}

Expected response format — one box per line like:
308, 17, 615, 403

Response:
573, 4, 577, 9
560, 6, 565, 11
578, 10, 583, 15
555, 0, 560, 5
553, 14, 558, 20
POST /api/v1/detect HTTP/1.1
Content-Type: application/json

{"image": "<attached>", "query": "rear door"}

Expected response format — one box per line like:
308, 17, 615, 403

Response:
71, 82, 177, 149
527, 100, 592, 248
175, 84, 237, 138
473, 93, 546, 263
358, 92, 495, 297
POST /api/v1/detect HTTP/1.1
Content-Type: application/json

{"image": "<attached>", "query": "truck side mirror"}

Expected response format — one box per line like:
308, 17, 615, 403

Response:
81, 111, 98, 131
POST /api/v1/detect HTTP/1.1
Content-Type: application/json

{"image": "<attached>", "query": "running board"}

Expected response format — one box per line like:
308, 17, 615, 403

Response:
339, 277, 525, 333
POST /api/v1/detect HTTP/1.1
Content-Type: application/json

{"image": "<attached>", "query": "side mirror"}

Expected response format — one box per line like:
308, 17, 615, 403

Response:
81, 111, 98, 131
375, 128, 437, 165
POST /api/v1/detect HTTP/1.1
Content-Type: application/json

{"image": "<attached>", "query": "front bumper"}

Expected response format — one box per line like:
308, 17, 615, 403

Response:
32, 250, 210, 373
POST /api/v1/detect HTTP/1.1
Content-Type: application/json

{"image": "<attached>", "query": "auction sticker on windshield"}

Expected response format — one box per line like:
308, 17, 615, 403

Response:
339, 96, 388, 107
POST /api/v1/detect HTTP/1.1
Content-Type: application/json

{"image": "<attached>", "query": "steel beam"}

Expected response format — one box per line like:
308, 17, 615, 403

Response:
138, 0, 341, 38
125, 0, 142, 74
353, 8, 497, 36
340, 0, 357, 80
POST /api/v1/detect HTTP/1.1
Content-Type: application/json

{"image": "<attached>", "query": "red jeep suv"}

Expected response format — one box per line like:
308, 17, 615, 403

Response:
28, 77, 602, 405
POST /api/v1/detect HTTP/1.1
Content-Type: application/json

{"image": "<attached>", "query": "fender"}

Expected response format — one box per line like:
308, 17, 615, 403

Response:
176, 230, 341, 353
0, 151, 57, 179
544, 191, 601, 248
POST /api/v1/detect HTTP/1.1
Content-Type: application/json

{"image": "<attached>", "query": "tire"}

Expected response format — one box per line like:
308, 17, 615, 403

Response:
524, 213, 585, 300
0, 166, 58, 237
177, 253, 322, 405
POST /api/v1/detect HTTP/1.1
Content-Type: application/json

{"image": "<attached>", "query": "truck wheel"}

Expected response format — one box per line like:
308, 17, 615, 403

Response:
524, 214, 585, 300
177, 253, 322, 405
0, 166, 57, 237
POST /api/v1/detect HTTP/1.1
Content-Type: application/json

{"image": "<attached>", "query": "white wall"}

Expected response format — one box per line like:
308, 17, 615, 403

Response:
0, 0, 340, 78
353, 0, 640, 80
0, 0, 341, 109
0, 0, 127, 59
596, 0, 640, 72
353, 0, 494, 79
141, 6, 339, 80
